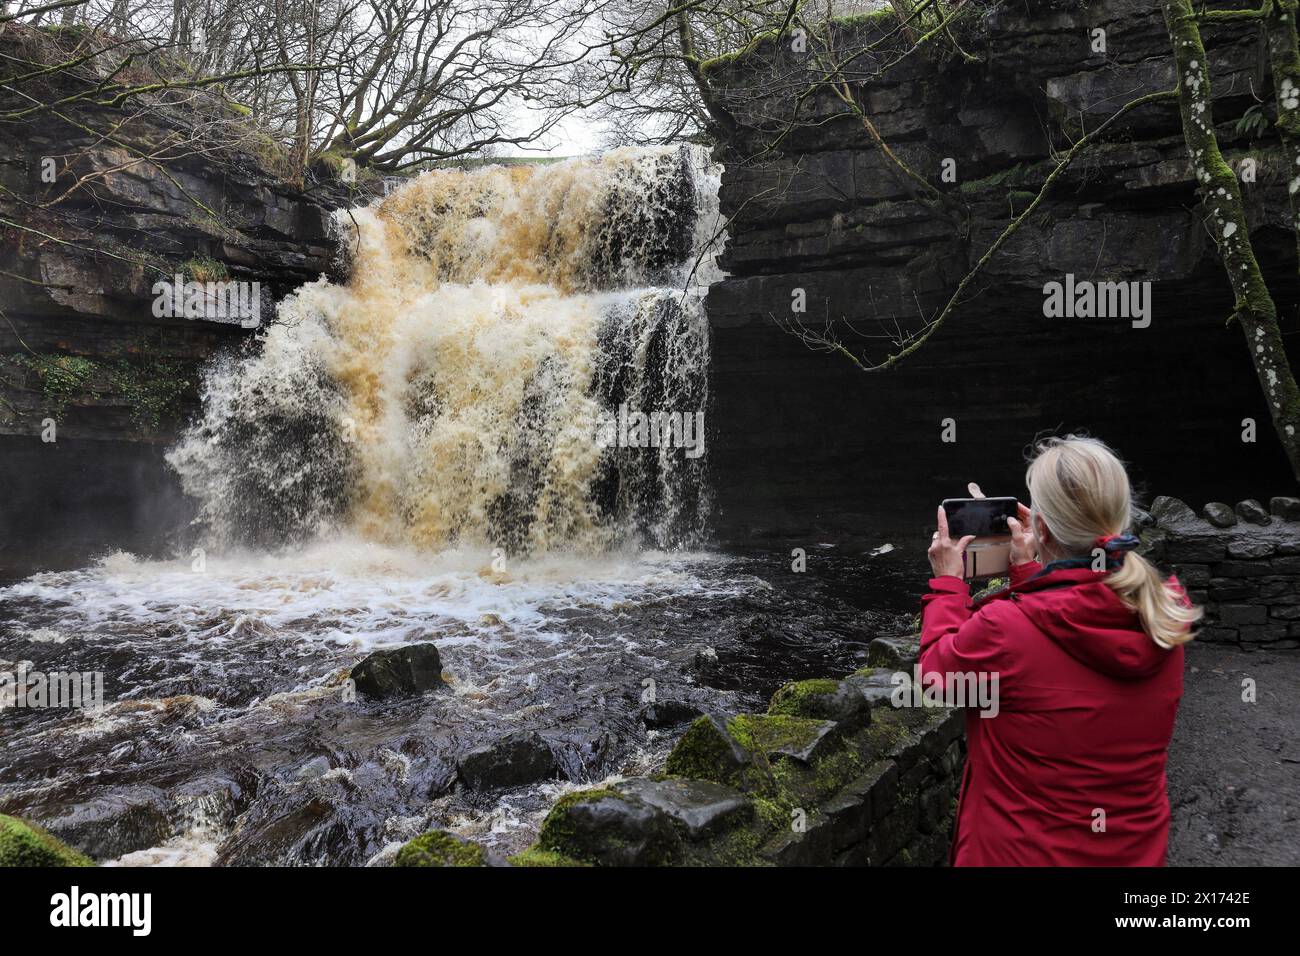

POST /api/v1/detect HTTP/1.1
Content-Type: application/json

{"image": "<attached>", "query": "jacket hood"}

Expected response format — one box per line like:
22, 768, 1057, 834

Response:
983, 567, 1175, 679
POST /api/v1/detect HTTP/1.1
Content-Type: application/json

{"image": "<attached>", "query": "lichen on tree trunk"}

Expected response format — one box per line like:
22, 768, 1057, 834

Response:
1264, 0, 1300, 272
1163, 0, 1300, 480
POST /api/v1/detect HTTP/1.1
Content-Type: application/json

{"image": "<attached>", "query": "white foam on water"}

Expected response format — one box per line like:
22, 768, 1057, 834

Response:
2, 540, 744, 654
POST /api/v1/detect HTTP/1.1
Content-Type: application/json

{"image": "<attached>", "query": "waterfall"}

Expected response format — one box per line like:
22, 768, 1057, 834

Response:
167, 146, 722, 554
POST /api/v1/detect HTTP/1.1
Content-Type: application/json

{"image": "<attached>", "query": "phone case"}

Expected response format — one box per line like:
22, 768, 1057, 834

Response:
963, 540, 1011, 579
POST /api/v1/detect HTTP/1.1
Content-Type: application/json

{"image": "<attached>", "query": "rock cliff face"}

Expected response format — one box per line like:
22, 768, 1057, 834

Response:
0, 27, 353, 568
704, 0, 1299, 541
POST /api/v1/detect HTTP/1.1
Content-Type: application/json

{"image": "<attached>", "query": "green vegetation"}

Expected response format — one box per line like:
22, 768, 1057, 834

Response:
14, 353, 193, 433
0, 815, 94, 867
525, 667, 961, 867
769, 678, 842, 718
1233, 103, 1270, 139
535, 787, 621, 856
535, 787, 681, 866
394, 830, 488, 867
828, 7, 900, 31
727, 713, 827, 753
508, 847, 590, 867
14, 354, 97, 421
108, 359, 194, 433
698, 29, 785, 76
181, 256, 230, 284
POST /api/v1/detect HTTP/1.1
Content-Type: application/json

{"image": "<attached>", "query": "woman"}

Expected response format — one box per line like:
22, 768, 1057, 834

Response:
920, 436, 1199, 866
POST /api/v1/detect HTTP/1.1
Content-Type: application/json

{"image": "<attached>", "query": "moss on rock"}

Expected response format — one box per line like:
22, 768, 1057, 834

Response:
665, 712, 839, 792
727, 713, 831, 757
768, 678, 840, 715
394, 830, 488, 867
664, 715, 752, 786
508, 847, 591, 867
0, 815, 94, 867
769, 677, 871, 729
536, 787, 681, 866
536, 787, 621, 850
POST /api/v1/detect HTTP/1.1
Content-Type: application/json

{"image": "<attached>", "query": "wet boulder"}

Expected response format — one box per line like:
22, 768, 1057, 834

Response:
458, 730, 557, 790
615, 777, 752, 841
640, 697, 704, 729
536, 788, 682, 866
0, 815, 94, 867
691, 645, 720, 679
39, 786, 173, 860
350, 643, 444, 700
1235, 499, 1271, 526
1203, 502, 1238, 528
293, 756, 333, 782
845, 666, 904, 711
866, 634, 921, 669
1271, 497, 1300, 521
1151, 496, 1201, 532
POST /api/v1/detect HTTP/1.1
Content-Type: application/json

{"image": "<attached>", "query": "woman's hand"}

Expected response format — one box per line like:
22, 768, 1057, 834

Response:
929, 505, 976, 579
1007, 503, 1037, 566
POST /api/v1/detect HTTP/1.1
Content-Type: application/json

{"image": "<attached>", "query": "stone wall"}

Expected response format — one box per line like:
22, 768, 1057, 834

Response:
399, 635, 966, 868
703, 0, 1299, 541
1141, 495, 1300, 649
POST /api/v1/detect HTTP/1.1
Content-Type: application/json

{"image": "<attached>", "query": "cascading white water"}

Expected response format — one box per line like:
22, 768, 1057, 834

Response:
167, 146, 722, 554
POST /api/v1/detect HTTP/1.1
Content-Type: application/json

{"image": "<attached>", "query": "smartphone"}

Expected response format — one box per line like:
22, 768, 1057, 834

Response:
941, 497, 1019, 580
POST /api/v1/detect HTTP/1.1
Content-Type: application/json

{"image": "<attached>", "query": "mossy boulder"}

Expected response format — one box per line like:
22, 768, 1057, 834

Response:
664, 713, 839, 791
536, 788, 681, 866
394, 830, 497, 867
769, 678, 871, 730
0, 815, 94, 867
663, 714, 754, 786
866, 634, 921, 669
732, 713, 838, 761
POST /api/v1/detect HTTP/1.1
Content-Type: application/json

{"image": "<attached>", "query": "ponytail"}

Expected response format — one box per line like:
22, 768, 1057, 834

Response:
1103, 550, 1200, 648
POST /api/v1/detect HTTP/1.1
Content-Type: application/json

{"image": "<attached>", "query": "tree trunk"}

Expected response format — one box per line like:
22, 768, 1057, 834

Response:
1264, 0, 1300, 272
1163, 0, 1300, 480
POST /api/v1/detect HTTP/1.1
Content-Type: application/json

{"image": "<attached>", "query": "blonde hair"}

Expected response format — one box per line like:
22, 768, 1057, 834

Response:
1026, 436, 1200, 647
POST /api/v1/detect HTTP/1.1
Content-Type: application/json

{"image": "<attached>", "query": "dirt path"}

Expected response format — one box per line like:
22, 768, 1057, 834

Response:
1166, 643, 1300, 866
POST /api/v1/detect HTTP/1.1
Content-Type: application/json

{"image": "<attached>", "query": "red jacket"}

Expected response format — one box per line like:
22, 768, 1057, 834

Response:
919, 561, 1184, 866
